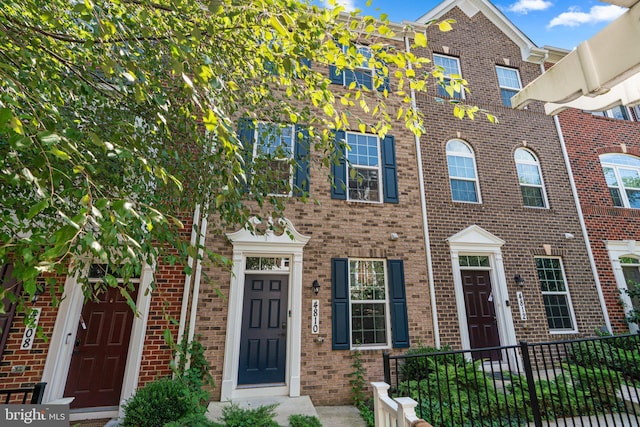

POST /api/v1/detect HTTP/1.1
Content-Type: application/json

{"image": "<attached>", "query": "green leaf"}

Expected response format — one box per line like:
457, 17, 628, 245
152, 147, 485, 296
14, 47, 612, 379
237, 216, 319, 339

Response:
27, 199, 49, 220
270, 16, 287, 37
414, 32, 427, 48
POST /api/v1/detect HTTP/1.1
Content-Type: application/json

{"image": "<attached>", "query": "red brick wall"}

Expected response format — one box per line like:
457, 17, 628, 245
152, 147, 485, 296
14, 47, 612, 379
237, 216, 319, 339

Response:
556, 107, 640, 332
0, 219, 192, 399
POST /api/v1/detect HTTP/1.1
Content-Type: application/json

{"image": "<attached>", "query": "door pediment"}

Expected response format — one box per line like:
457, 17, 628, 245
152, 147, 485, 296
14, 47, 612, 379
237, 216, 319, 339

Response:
447, 225, 505, 249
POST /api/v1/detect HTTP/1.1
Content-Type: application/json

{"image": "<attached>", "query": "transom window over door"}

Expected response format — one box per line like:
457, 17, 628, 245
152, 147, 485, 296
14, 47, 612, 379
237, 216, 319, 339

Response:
433, 54, 463, 99
446, 139, 480, 203
496, 66, 522, 107
515, 148, 548, 208
600, 154, 640, 208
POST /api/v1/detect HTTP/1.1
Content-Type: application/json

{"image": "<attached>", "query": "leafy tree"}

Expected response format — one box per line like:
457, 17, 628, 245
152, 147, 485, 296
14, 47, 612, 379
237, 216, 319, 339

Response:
0, 0, 493, 313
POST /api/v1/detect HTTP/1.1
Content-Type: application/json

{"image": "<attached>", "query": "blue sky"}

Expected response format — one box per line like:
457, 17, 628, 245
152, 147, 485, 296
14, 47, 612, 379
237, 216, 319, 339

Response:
316, 0, 627, 50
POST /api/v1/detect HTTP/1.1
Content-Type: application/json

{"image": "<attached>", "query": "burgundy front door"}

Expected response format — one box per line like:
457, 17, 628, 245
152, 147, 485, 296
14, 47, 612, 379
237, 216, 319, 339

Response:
64, 286, 138, 408
462, 270, 501, 361
238, 274, 288, 385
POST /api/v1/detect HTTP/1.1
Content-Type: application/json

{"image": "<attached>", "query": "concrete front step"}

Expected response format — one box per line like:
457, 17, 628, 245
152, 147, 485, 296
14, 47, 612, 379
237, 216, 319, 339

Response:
206, 396, 366, 427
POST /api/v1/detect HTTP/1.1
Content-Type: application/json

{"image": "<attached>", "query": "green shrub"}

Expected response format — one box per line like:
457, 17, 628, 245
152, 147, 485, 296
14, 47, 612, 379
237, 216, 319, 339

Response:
400, 345, 466, 382
568, 338, 640, 382
288, 414, 322, 427
122, 378, 199, 427
164, 412, 221, 427
219, 404, 279, 427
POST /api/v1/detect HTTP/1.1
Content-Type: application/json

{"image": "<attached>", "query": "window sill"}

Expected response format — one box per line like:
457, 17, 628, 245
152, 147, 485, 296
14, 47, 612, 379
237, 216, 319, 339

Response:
549, 329, 579, 335
350, 345, 390, 351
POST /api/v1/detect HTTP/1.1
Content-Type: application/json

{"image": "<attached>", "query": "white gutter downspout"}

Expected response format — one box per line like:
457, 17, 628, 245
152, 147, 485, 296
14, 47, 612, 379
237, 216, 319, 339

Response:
548, 83, 612, 332
187, 206, 208, 348
406, 33, 441, 348
177, 203, 201, 348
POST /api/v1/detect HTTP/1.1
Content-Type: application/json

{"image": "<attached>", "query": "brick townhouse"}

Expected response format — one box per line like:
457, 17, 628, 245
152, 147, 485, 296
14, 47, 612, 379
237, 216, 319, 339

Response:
0, 0, 625, 417
0, 224, 191, 422
411, 0, 608, 356
193, 27, 436, 406
539, 48, 640, 333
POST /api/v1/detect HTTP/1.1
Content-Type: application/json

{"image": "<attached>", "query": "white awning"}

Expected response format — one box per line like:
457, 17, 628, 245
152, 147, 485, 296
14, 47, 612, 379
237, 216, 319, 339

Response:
511, 0, 640, 115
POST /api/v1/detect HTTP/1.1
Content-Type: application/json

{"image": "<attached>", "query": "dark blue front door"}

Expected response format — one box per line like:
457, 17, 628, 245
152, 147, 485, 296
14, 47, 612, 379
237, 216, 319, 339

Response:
238, 274, 288, 385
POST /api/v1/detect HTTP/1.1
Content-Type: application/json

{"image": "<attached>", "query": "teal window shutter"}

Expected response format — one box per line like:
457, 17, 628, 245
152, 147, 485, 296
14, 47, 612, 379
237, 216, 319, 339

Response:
332, 258, 350, 350
293, 125, 310, 196
237, 118, 255, 190
388, 259, 409, 348
381, 135, 399, 203
331, 131, 347, 200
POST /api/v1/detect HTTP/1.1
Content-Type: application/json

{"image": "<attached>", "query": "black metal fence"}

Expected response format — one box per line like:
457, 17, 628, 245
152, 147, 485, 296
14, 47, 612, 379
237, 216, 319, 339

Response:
383, 334, 640, 426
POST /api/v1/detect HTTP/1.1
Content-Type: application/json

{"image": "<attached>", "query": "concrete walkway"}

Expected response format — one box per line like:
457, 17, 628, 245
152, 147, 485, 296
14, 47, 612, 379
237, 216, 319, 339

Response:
206, 396, 367, 427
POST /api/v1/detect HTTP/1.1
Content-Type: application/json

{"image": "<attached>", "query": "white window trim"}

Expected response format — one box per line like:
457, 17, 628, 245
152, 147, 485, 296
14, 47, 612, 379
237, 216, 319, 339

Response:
601, 154, 640, 209
535, 257, 579, 334
222, 217, 310, 401
41, 261, 155, 418
446, 225, 518, 368
348, 258, 392, 350
446, 139, 481, 204
591, 106, 634, 121
338, 45, 375, 87
515, 148, 549, 209
346, 131, 383, 204
254, 122, 295, 197
606, 240, 640, 333
433, 53, 464, 100
496, 66, 522, 107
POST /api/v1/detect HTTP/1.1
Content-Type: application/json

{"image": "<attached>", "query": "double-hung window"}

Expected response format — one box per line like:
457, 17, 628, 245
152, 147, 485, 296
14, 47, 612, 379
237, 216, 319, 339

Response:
332, 258, 409, 350
515, 148, 548, 208
600, 154, 640, 208
237, 119, 310, 197
329, 45, 389, 91
255, 123, 295, 196
620, 257, 640, 324
535, 257, 577, 333
331, 131, 398, 203
433, 54, 463, 99
591, 106, 633, 121
496, 66, 522, 107
446, 139, 480, 203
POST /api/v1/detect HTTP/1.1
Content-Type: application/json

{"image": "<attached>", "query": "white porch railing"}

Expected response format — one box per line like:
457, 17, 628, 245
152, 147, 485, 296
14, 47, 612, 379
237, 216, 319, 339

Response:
371, 382, 431, 427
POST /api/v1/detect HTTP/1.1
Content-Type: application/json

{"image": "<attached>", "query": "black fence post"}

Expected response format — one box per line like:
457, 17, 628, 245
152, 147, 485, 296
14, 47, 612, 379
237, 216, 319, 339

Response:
383, 352, 391, 386
30, 382, 47, 404
520, 340, 543, 427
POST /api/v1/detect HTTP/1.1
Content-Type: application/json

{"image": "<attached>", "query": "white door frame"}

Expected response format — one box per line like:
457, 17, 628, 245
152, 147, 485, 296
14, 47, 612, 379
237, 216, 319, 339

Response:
41, 263, 155, 420
605, 239, 640, 333
221, 217, 309, 401
447, 225, 517, 356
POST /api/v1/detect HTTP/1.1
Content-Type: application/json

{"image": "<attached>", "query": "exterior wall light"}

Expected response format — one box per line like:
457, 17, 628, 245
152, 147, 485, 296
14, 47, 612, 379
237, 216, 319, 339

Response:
513, 274, 525, 286
312, 280, 320, 295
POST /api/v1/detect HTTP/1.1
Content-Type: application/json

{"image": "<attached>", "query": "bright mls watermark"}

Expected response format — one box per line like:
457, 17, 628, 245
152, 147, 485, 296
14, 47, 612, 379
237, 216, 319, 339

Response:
2, 405, 69, 426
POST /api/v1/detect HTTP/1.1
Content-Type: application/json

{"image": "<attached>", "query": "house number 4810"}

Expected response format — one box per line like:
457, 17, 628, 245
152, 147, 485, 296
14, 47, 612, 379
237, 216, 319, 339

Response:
311, 299, 319, 334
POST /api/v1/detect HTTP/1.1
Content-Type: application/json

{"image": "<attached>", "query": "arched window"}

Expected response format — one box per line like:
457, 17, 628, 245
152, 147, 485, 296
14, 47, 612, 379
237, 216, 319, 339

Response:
515, 148, 548, 208
446, 140, 480, 203
600, 154, 640, 208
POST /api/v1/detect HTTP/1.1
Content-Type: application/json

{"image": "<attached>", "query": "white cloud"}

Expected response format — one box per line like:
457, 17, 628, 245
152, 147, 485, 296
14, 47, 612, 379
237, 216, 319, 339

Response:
508, 0, 553, 14
548, 5, 626, 28
319, 0, 357, 12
